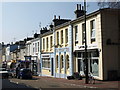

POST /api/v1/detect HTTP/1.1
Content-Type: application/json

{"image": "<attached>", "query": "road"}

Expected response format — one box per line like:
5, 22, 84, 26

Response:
8, 77, 87, 89
1, 79, 38, 90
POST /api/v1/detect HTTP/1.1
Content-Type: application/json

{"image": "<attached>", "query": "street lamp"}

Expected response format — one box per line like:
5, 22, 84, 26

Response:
84, 0, 89, 84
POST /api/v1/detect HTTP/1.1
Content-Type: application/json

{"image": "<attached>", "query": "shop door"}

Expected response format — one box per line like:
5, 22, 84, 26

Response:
51, 58, 54, 76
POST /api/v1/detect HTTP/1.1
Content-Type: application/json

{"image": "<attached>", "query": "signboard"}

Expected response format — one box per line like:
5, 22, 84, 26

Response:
75, 44, 98, 51
41, 54, 50, 58
56, 47, 69, 52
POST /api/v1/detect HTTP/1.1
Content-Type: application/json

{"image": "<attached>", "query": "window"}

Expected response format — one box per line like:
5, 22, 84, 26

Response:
38, 42, 39, 52
75, 25, 78, 41
57, 32, 59, 45
61, 55, 64, 68
43, 38, 45, 50
82, 23, 85, 44
35, 43, 37, 52
90, 59, 99, 76
46, 37, 48, 50
56, 55, 58, 68
50, 36, 53, 48
90, 20, 95, 42
65, 29, 68, 43
66, 55, 69, 69
33, 43, 34, 53
61, 30, 63, 44
42, 59, 50, 68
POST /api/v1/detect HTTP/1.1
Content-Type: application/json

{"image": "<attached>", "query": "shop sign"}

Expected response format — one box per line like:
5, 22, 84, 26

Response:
75, 44, 98, 50
41, 54, 50, 58
56, 48, 69, 52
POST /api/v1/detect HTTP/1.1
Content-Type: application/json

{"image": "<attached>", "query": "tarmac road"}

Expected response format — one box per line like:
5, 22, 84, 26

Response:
1, 79, 39, 90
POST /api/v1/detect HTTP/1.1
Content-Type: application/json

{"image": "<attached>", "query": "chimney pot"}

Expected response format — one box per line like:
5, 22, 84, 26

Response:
54, 15, 56, 19
82, 6, 84, 10
79, 4, 81, 10
76, 4, 79, 10
58, 16, 60, 19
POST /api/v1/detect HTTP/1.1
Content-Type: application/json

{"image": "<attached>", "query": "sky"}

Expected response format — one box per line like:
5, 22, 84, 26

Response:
1, 1, 99, 44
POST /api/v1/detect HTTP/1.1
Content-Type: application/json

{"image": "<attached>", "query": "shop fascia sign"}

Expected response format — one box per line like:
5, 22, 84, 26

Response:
75, 44, 98, 50
41, 54, 50, 58
56, 47, 69, 52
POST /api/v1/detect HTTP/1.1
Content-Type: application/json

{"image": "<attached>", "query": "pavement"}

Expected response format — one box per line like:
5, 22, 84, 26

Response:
8, 76, 120, 90
33, 76, 120, 89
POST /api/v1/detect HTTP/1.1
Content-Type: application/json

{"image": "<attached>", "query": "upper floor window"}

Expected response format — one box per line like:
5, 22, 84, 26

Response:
33, 43, 34, 53
61, 30, 63, 44
82, 23, 85, 44
43, 38, 45, 50
50, 36, 53, 48
38, 42, 39, 52
57, 32, 59, 45
65, 28, 68, 43
75, 25, 78, 41
35, 43, 37, 52
90, 20, 95, 42
46, 37, 48, 50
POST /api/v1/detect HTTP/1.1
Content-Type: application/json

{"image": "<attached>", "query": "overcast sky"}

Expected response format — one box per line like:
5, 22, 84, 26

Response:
1, 2, 99, 44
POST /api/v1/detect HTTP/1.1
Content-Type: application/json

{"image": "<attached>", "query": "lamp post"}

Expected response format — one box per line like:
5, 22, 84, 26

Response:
84, 0, 89, 84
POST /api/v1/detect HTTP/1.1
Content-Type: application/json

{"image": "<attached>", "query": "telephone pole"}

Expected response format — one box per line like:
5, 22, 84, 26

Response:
84, 0, 89, 84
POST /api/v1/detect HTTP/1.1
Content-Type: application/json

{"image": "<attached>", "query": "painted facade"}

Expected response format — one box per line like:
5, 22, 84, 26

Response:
1, 7, 120, 81
26, 36, 40, 75
40, 31, 54, 77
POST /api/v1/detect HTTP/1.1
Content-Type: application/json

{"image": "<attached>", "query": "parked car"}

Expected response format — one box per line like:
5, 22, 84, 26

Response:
17, 68, 32, 79
7, 69, 16, 78
0, 68, 9, 79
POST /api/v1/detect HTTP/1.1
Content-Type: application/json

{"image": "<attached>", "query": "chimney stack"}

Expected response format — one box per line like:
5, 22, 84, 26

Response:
74, 4, 85, 18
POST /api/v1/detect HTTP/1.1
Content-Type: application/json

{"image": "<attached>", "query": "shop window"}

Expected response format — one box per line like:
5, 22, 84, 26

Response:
42, 58, 50, 68
56, 55, 58, 68
90, 59, 99, 76
61, 55, 64, 68
66, 55, 69, 69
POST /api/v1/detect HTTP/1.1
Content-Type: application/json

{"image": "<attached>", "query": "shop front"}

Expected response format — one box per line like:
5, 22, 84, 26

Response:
74, 44, 100, 78
55, 47, 70, 78
41, 53, 54, 77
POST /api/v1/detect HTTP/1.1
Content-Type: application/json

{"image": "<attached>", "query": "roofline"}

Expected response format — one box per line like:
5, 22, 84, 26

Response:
40, 30, 53, 37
